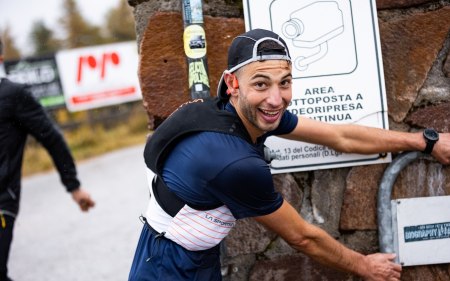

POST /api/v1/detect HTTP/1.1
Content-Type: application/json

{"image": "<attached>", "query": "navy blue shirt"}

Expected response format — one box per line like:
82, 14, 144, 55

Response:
162, 104, 298, 219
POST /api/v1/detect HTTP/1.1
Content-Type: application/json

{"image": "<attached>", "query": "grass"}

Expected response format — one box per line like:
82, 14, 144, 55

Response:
22, 103, 151, 177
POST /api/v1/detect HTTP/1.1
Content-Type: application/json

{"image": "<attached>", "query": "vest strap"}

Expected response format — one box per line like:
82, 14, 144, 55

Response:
152, 176, 221, 217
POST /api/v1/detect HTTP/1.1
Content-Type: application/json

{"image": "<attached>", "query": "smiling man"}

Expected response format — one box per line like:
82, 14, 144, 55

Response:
227, 59, 292, 138
129, 29, 450, 281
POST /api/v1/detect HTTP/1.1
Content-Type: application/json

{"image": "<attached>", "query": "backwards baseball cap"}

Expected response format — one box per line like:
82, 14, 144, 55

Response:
217, 28, 291, 101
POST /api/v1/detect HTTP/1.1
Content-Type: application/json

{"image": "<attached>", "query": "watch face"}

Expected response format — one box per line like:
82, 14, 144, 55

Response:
424, 128, 439, 141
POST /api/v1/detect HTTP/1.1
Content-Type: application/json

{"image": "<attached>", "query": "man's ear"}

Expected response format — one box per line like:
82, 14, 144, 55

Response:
224, 72, 233, 88
224, 73, 239, 95
232, 77, 239, 89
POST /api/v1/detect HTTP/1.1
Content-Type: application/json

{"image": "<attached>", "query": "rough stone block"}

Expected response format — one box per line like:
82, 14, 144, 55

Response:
401, 264, 450, 281
392, 159, 450, 199
376, 0, 434, 9
249, 253, 357, 281
406, 102, 450, 132
340, 230, 379, 254
138, 12, 244, 128
379, 7, 450, 122
340, 165, 386, 230
311, 168, 349, 237
224, 218, 276, 257
273, 173, 303, 211
445, 52, 450, 77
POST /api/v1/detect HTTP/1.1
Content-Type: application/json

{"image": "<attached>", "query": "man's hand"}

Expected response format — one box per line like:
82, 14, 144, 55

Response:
71, 188, 95, 212
432, 133, 450, 165
362, 253, 402, 281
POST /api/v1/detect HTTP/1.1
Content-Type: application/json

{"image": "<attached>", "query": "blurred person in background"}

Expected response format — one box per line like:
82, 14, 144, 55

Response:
0, 38, 95, 281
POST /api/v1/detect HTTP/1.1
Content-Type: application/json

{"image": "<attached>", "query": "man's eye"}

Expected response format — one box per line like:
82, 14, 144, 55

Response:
254, 82, 267, 89
281, 80, 292, 88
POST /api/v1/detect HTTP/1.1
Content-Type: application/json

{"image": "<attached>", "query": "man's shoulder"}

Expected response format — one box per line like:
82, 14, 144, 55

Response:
1, 78, 25, 87
182, 131, 263, 164
168, 131, 266, 184
193, 130, 253, 148
0, 78, 28, 96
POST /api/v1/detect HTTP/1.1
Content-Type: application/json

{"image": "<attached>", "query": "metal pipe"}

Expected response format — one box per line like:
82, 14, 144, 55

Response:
377, 151, 424, 253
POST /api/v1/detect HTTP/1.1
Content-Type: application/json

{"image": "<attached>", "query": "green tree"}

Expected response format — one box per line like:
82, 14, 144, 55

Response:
1, 26, 21, 60
30, 20, 62, 56
104, 0, 136, 42
59, 0, 105, 48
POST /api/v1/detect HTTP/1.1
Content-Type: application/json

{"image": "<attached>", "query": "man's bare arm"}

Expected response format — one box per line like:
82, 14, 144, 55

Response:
283, 116, 450, 165
254, 200, 401, 281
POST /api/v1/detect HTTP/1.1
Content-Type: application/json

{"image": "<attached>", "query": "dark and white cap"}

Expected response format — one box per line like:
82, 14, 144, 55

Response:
217, 29, 291, 101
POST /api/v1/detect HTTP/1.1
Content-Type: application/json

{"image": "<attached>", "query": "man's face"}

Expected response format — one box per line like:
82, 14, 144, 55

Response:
230, 60, 292, 141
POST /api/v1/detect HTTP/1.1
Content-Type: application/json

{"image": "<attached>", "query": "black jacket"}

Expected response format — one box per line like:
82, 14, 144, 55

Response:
0, 78, 80, 215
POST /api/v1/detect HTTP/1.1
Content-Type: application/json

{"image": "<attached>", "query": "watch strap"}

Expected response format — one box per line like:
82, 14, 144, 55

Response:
424, 139, 435, 154
423, 128, 439, 154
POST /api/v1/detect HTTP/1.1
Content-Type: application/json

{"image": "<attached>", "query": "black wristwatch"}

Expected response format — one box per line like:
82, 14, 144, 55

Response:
423, 128, 439, 154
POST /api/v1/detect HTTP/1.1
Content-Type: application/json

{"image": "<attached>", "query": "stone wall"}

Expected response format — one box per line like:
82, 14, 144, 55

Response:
127, 0, 450, 280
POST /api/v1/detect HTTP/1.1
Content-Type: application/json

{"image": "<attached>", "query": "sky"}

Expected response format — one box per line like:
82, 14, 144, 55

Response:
0, 0, 121, 55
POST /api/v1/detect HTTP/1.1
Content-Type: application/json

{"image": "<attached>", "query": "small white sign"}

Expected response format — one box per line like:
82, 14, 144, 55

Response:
56, 41, 141, 112
243, 0, 391, 173
392, 195, 450, 266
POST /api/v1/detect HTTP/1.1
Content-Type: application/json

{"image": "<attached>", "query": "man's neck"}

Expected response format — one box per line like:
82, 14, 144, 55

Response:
227, 100, 265, 143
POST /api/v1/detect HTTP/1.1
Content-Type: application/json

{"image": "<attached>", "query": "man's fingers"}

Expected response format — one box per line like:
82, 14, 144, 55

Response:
385, 253, 396, 261
393, 263, 401, 272
79, 198, 95, 211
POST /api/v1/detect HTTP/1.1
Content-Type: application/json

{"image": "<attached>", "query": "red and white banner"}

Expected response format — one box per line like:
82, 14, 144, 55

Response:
56, 41, 141, 112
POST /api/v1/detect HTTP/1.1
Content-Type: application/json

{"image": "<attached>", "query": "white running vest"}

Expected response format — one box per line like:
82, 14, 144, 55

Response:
145, 168, 236, 251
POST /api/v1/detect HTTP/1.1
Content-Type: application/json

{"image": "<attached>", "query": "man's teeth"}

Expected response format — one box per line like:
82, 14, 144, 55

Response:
261, 110, 278, 116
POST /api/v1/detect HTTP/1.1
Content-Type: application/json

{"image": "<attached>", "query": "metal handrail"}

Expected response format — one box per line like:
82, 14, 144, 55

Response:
377, 151, 425, 253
